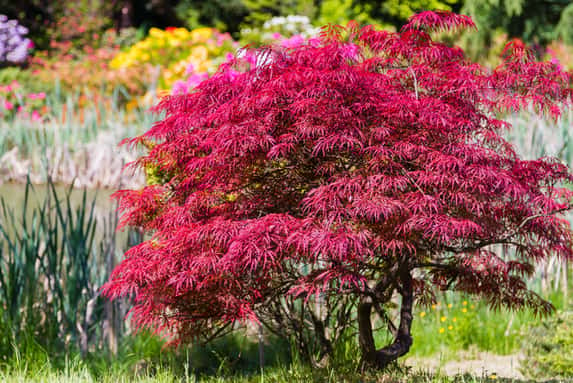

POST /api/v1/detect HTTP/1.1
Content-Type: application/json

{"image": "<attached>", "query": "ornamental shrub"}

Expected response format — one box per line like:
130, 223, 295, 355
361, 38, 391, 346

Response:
104, 11, 573, 370
111, 27, 237, 91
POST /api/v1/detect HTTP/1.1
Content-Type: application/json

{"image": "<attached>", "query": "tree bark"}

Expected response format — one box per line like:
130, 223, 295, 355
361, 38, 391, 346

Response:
358, 270, 414, 370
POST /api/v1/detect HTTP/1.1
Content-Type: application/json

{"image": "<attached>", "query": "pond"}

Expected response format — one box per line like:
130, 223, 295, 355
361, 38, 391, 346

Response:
0, 182, 140, 256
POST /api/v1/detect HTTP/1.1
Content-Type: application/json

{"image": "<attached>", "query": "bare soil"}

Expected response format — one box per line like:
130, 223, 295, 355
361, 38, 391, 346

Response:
406, 352, 524, 379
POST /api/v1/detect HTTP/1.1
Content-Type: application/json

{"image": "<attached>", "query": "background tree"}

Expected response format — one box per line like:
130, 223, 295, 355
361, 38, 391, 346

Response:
103, 11, 573, 370
461, 0, 573, 59
351, 0, 462, 27
241, 0, 318, 27
174, 0, 249, 35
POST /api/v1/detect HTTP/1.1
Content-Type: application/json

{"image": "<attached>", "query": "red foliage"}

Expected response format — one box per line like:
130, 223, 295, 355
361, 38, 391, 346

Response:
103, 11, 573, 367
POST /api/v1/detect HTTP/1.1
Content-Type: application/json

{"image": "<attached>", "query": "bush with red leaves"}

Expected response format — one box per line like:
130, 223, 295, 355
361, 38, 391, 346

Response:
104, 11, 573, 369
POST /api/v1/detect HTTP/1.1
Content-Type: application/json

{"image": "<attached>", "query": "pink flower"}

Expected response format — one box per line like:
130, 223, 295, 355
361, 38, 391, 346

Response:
243, 51, 257, 66
31, 110, 41, 121
185, 63, 196, 75
28, 92, 46, 100
280, 35, 305, 49
186, 73, 209, 88
216, 34, 230, 47
172, 80, 187, 95
3, 100, 13, 110
308, 37, 321, 47
341, 43, 359, 60
271, 32, 282, 40
550, 57, 562, 71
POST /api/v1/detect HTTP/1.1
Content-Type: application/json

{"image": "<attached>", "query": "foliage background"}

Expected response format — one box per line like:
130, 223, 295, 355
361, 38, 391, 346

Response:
1, 0, 573, 381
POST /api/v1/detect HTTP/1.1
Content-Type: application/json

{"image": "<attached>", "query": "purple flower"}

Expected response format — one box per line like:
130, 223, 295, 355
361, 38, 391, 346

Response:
0, 15, 32, 63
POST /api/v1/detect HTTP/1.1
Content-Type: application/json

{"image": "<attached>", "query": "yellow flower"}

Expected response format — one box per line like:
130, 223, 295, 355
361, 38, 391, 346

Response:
190, 45, 209, 61
447, 303, 453, 308
440, 316, 447, 322
419, 311, 426, 317
156, 89, 171, 98
489, 374, 497, 379
463, 301, 467, 306
431, 304, 437, 310
190, 27, 213, 43
470, 304, 475, 309
439, 327, 445, 334
452, 317, 457, 322
448, 325, 453, 330
462, 308, 467, 313
173, 28, 192, 40
148, 27, 163, 38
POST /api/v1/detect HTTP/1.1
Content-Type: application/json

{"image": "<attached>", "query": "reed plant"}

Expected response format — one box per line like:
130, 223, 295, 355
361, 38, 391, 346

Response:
0, 176, 135, 359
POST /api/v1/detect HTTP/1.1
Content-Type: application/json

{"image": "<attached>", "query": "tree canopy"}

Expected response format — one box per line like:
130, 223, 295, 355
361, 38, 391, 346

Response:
103, 11, 573, 369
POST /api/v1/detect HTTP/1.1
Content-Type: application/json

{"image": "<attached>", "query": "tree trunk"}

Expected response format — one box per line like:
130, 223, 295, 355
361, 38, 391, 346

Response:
358, 270, 414, 370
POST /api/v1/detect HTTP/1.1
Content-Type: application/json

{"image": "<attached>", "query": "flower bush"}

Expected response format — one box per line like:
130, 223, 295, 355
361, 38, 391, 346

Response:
545, 41, 573, 70
28, 27, 146, 100
0, 80, 45, 121
170, 16, 321, 96
45, 4, 114, 58
111, 27, 238, 92
0, 15, 32, 65
239, 15, 320, 47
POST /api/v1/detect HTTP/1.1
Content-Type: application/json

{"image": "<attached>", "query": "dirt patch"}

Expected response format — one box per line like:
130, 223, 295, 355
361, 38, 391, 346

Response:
406, 352, 524, 379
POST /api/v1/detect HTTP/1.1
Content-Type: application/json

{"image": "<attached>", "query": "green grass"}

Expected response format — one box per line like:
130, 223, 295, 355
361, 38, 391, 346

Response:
0, 355, 549, 383
408, 294, 539, 358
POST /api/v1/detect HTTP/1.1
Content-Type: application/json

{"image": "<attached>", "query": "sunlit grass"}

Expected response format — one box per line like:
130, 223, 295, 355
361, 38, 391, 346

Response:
409, 295, 535, 358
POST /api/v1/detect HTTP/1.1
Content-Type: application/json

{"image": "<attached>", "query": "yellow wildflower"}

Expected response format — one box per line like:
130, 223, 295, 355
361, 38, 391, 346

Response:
439, 327, 445, 334
462, 308, 467, 313
448, 325, 453, 330
463, 301, 467, 306
440, 316, 446, 322
419, 311, 426, 317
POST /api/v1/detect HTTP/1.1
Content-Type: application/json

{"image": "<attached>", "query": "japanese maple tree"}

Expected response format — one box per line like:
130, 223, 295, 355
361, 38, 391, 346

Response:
104, 11, 573, 369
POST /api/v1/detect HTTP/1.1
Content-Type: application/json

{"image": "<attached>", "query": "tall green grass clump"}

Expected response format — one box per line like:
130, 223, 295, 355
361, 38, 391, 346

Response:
0, 176, 124, 361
